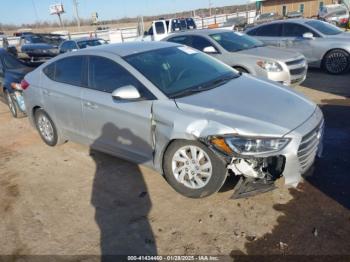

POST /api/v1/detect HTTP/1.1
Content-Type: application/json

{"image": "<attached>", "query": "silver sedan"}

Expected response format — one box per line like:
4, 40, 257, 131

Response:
245, 19, 350, 74
23, 42, 324, 198
164, 29, 307, 86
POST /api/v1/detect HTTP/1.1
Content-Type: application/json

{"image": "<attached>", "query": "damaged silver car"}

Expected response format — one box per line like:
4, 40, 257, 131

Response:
23, 42, 324, 198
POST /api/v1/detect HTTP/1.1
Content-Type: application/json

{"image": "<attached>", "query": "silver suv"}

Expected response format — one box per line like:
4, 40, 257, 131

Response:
164, 29, 307, 86
245, 19, 350, 74
23, 42, 324, 198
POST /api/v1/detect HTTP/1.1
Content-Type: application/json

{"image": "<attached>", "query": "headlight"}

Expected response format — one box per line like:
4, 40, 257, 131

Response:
210, 136, 290, 156
257, 60, 283, 72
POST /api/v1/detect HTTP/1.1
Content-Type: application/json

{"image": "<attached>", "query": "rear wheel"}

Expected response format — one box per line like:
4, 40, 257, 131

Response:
4, 90, 25, 118
163, 140, 228, 198
34, 109, 58, 146
323, 49, 350, 75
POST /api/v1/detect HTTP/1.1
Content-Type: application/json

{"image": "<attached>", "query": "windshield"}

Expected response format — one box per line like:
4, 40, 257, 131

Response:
77, 39, 103, 49
210, 32, 264, 52
305, 20, 343, 35
3, 52, 26, 69
124, 46, 239, 98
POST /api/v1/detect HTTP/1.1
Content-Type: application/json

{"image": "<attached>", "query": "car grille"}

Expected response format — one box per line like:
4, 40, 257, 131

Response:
286, 58, 305, 66
298, 120, 324, 173
290, 67, 307, 75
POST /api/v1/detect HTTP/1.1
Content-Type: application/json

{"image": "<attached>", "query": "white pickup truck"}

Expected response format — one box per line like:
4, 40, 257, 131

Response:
140, 18, 197, 41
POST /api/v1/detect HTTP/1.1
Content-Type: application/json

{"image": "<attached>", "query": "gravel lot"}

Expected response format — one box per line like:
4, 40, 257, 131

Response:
0, 69, 349, 257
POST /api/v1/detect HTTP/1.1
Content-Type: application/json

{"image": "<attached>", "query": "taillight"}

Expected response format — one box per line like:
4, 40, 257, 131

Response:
21, 79, 30, 90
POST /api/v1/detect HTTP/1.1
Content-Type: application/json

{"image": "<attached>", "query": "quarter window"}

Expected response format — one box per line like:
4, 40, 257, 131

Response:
55, 56, 84, 86
43, 62, 55, 80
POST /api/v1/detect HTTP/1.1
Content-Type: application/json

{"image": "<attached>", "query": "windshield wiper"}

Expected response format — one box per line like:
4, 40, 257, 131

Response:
169, 73, 239, 99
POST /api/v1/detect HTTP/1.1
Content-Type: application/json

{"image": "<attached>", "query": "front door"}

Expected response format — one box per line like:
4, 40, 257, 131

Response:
280, 23, 316, 62
81, 55, 154, 164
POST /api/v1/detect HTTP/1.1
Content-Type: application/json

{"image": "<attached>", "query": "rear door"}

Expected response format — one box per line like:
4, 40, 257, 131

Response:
81, 55, 155, 163
41, 55, 85, 138
254, 23, 282, 47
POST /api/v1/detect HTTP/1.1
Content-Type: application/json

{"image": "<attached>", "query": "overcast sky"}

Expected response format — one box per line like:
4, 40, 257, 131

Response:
1, 0, 250, 25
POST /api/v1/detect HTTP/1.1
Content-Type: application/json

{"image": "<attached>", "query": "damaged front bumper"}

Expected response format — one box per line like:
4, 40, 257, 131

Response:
205, 107, 324, 187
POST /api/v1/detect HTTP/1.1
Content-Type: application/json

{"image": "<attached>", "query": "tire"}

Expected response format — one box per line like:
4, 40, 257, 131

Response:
163, 140, 228, 198
323, 49, 350, 75
4, 90, 25, 118
34, 109, 59, 146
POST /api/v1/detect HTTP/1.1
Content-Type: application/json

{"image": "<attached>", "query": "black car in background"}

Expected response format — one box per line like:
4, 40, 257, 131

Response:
0, 48, 35, 118
20, 34, 64, 62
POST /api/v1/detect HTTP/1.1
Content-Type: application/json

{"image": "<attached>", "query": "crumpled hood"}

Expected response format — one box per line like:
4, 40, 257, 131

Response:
175, 74, 316, 137
237, 46, 302, 62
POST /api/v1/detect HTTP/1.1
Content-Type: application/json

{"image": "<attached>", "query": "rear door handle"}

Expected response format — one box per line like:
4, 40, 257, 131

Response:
84, 101, 98, 109
42, 90, 51, 96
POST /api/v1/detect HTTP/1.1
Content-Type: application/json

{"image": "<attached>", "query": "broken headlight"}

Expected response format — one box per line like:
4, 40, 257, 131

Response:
257, 60, 282, 72
210, 136, 290, 156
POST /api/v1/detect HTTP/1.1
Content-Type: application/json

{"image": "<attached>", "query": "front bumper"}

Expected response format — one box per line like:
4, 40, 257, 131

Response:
256, 57, 308, 87
276, 107, 324, 186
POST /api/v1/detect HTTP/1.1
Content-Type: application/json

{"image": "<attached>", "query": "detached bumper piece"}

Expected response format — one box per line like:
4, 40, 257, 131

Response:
231, 177, 276, 199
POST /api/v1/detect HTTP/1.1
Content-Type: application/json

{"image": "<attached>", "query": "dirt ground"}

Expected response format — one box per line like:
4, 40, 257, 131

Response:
0, 69, 349, 258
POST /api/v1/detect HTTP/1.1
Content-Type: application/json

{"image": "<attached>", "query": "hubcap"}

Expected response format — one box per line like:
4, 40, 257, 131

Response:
171, 145, 212, 189
37, 115, 54, 142
326, 52, 348, 74
6, 93, 15, 115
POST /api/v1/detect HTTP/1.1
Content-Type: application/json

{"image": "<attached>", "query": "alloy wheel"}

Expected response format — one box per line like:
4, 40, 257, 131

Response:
325, 51, 349, 74
171, 145, 213, 189
37, 115, 54, 142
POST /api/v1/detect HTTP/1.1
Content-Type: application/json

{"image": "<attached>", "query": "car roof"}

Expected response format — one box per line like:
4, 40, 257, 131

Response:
77, 41, 180, 57
69, 37, 102, 42
166, 28, 233, 37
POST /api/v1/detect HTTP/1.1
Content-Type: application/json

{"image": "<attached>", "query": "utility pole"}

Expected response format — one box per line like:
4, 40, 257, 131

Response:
209, 0, 212, 17
72, 0, 81, 29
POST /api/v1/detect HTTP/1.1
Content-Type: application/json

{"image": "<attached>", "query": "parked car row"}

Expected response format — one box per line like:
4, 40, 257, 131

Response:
2, 18, 343, 199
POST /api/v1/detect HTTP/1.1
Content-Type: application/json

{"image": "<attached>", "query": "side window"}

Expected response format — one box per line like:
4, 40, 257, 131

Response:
256, 24, 282, 37
246, 28, 258, 36
55, 56, 84, 86
167, 36, 190, 45
43, 62, 56, 80
282, 23, 318, 37
61, 41, 77, 51
155, 22, 165, 34
88, 56, 154, 99
190, 36, 217, 51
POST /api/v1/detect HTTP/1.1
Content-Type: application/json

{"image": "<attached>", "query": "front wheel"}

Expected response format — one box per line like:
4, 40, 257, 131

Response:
323, 49, 350, 75
163, 140, 228, 198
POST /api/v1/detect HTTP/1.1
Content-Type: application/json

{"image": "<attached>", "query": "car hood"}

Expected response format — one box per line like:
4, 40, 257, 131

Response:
174, 74, 316, 137
324, 31, 350, 40
237, 46, 302, 62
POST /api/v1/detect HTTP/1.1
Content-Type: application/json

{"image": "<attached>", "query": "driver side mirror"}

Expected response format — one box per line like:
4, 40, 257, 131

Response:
203, 46, 218, 54
112, 85, 141, 101
302, 32, 314, 39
